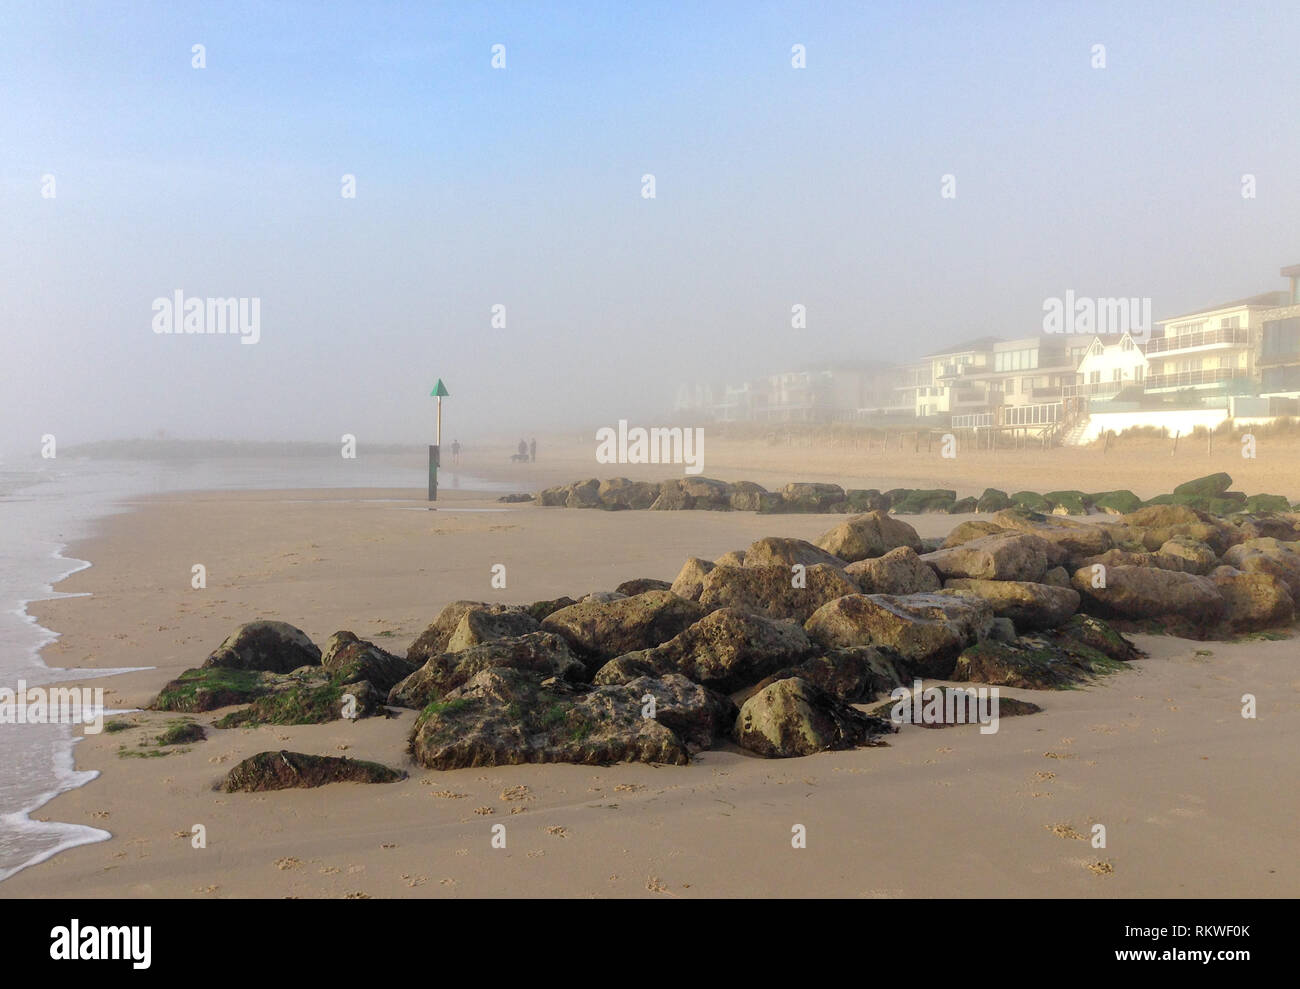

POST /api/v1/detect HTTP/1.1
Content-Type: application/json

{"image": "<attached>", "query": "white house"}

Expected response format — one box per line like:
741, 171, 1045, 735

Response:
1066, 333, 1149, 401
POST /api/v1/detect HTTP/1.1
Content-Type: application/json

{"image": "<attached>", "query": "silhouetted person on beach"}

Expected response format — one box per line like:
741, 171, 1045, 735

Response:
529, 437, 537, 462
450, 440, 461, 465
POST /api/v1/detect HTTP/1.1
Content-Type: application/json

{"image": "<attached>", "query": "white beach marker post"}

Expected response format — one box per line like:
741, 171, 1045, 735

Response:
430, 378, 450, 501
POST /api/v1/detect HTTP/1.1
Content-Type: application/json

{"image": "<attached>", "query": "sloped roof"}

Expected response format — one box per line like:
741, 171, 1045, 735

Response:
1158, 291, 1288, 323
920, 336, 1003, 359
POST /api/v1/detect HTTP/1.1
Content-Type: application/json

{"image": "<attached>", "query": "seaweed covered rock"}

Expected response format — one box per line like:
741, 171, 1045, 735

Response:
202, 621, 321, 674
814, 510, 922, 563
1173, 472, 1233, 499
221, 751, 405, 792
697, 563, 859, 623
215, 672, 389, 728
540, 590, 706, 662
150, 667, 270, 713
388, 631, 586, 708
733, 677, 892, 758
890, 489, 957, 514
321, 631, 418, 694
407, 601, 511, 664
1090, 490, 1143, 515
804, 593, 993, 677
728, 480, 769, 511
941, 578, 1080, 630
1044, 490, 1090, 516
847, 545, 942, 594
976, 488, 1012, 513
409, 668, 735, 769
951, 616, 1139, 689
592, 608, 816, 692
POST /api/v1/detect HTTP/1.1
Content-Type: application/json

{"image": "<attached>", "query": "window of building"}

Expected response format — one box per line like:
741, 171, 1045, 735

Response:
1134, 366, 1143, 382
1262, 317, 1300, 361
1089, 370, 1101, 384
1122, 337, 1134, 351
1113, 368, 1123, 381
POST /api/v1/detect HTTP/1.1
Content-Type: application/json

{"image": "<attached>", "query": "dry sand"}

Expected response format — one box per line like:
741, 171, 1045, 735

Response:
5, 439, 1300, 898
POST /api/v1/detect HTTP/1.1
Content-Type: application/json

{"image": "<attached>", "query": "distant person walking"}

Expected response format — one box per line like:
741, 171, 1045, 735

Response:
516, 438, 528, 462
450, 440, 461, 466
529, 437, 537, 462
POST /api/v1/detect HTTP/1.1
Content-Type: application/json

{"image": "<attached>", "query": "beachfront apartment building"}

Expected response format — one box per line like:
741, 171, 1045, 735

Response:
1140, 292, 1286, 399
1258, 264, 1300, 399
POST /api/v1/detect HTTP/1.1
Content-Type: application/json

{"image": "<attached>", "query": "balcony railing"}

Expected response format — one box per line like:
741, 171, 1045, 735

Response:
1141, 327, 1248, 354
1062, 380, 1127, 398
1145, 367, 1249, 390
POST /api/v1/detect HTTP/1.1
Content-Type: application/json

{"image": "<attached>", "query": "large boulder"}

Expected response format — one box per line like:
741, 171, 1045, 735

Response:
407, 601, 501, 664
670, 557, 715, 600
1071, 565, 1226, 627
1211, 567, 1296, 632
733, 677, 892, 758
565, 478, 603, 508
593, 608, 815, 692
202, 621, 321, 674
598, 477, 660, 510
540, 590, 706, 662
743, 536, 847, 570
941, 520, 1007, 548
1155, 536, 1219, 575
921, 531, 1058, 582
648, 479, 694, 511
776, 482, 846, 513
846, 546, 941, 594
1121, 505, 1236, 555
321, 631, 418, 694
814, 510, 922, 563
1221, 538, 1300, 598
728, 480, 769, 511
992, 508, 1113, 561
445, 606, 540, 652
941, 579, 1080, 631
680, 477, 733, 510
387, 631, 586, 708
803, 593, 993, 677
748, 647, 905, 704
408, 668, 735, 769
697, 563, 859, 623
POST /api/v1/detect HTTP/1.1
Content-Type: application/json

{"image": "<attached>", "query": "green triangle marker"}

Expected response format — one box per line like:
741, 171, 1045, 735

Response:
430, 379, 450, 397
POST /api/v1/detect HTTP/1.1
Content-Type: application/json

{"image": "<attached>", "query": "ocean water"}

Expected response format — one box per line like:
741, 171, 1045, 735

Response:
0, 454, 516, 882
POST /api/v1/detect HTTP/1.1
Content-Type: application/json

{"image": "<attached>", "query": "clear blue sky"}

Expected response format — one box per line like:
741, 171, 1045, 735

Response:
2, 1, 1297, 452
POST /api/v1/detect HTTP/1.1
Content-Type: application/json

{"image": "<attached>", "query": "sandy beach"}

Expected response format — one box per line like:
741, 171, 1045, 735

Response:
4, 439, 1299, 898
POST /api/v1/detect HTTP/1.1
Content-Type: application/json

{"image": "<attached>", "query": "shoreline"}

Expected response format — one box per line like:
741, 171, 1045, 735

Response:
3, 475, 1298, 897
